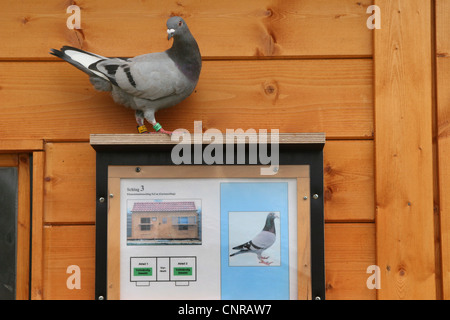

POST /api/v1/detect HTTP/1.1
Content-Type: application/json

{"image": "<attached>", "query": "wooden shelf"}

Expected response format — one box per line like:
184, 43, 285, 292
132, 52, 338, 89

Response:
90, 133, 325, 149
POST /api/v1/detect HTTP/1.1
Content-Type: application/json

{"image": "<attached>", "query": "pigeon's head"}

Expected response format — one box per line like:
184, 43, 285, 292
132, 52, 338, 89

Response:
263, 213, 279, 233
167, 16, 189, 40
267, 212, 279, 220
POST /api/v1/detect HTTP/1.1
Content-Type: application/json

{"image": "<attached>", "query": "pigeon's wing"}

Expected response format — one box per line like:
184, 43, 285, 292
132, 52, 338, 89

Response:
232, 241, 252, 251
89, 52, 187, 101
251, 231, 276, 250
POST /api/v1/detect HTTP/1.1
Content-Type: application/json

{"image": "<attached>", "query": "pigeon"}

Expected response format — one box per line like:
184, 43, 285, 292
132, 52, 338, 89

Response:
50, 16, 201, 135
229, 212, 279, 266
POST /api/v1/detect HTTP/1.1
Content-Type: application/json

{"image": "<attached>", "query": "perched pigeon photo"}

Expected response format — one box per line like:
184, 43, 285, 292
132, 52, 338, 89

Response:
229, 212, 279, 266
50, 16, 201, 135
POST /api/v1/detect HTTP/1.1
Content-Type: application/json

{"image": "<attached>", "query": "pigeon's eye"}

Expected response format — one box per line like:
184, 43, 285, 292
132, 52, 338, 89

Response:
178, 20, 183, 26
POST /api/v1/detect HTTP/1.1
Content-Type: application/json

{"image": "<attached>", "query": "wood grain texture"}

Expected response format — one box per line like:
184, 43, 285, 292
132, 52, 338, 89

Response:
0, 59, 373, 140
90, 133, 326, 146
44, 142, 96, 224
436, 0, 450, 300
0, 0, 382, 300
16, 154, 31, 299
0, 0, 372, 59
324, 140, 374, 222
43, 225, 95, 300
44, 140, 373, 224
0, 154, 18, 166
324, 223, 376, 300
436, 0, 450, 56
31, 151, 45, 300
374, 0, 436, 299
0, 139, 44, 152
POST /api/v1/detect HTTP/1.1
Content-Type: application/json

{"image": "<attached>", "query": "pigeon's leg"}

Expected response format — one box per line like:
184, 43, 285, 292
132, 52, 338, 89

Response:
135, 110, 148, 134
257, 253, 272, 265
143, 109, 173, 135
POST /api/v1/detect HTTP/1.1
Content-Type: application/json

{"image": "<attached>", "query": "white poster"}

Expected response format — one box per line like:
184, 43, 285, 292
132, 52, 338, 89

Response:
119, 178, 298, 300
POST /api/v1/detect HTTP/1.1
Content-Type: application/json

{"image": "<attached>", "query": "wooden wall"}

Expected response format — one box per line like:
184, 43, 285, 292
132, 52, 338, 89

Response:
0, 0, 446, 300
437, 0, 450, 300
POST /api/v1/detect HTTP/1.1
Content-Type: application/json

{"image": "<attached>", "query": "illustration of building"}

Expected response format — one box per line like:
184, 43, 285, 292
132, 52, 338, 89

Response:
129, 201, 200, 241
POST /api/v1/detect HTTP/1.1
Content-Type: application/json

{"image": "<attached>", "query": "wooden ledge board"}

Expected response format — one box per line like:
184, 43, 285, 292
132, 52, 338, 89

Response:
90, 133, 325, 149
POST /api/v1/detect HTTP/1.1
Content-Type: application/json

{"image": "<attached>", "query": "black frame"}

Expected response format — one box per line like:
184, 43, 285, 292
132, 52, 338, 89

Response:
92, 142, 325, 300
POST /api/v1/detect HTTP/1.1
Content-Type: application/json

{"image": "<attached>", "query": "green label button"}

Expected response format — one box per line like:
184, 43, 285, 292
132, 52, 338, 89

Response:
174, 267, 192, 276
134, 268, 152, 276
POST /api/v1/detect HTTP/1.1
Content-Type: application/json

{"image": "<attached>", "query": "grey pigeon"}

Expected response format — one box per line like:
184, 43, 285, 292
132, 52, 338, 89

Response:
50, 16, 201, 135
229, 212, 279, 266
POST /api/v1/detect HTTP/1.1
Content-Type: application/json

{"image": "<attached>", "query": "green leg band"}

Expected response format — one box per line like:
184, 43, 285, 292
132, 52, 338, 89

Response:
153, 123, 162, 132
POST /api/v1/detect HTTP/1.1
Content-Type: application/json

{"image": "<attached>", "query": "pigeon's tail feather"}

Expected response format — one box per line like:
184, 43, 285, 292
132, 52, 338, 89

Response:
50, 46, 109, 81
229, 250, 245, 257
232, 245, 244, 250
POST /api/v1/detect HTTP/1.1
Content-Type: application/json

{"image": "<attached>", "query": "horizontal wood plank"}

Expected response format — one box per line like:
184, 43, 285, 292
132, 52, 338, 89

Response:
0, 139, 44, 152
44, 140, 373, 224
324, 140, 374, 222
0, 154, 18, 167
44, 142, 96, 224
0, 0, 372, 60
0, 59, 373, 140
42, 223, 374, 300
324, 223, 376, 300
43, 225, 95, 300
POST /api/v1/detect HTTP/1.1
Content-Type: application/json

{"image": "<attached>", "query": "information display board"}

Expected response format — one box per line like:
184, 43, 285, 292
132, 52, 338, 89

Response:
91, 133, 325, 300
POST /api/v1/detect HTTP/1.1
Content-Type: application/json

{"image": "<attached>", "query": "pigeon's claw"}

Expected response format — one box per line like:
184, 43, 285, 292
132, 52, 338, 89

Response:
158, 128, 173, 135
259, 259, 273, 266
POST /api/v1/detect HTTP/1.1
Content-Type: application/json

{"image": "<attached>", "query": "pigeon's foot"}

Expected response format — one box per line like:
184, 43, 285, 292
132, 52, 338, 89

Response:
158, 128, 173, 135
259, 259, 273, 266
260, 256, 269, 260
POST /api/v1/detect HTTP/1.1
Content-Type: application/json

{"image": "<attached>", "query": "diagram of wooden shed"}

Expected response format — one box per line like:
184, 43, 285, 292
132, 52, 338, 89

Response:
128, 201, 201, 244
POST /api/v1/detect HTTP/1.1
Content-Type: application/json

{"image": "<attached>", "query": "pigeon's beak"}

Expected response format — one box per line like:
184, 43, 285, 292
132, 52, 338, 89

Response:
275, 214, 280, 219
167, 29, 175, 40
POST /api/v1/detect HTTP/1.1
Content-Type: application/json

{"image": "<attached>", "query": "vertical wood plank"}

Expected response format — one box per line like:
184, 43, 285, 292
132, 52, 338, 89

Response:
16, 154, 30, 300
31, 151, 45, 300
107, 178, 121, 300
436, 0, 450, 300
374, 0, 436, 299
437, 57, 450, 299
297, 178, 311, 300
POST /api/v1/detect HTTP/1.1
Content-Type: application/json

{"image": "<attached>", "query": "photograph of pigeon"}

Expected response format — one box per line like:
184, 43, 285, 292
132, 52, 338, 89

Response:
229, 212, 280, 266
50, 16, 201, 135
